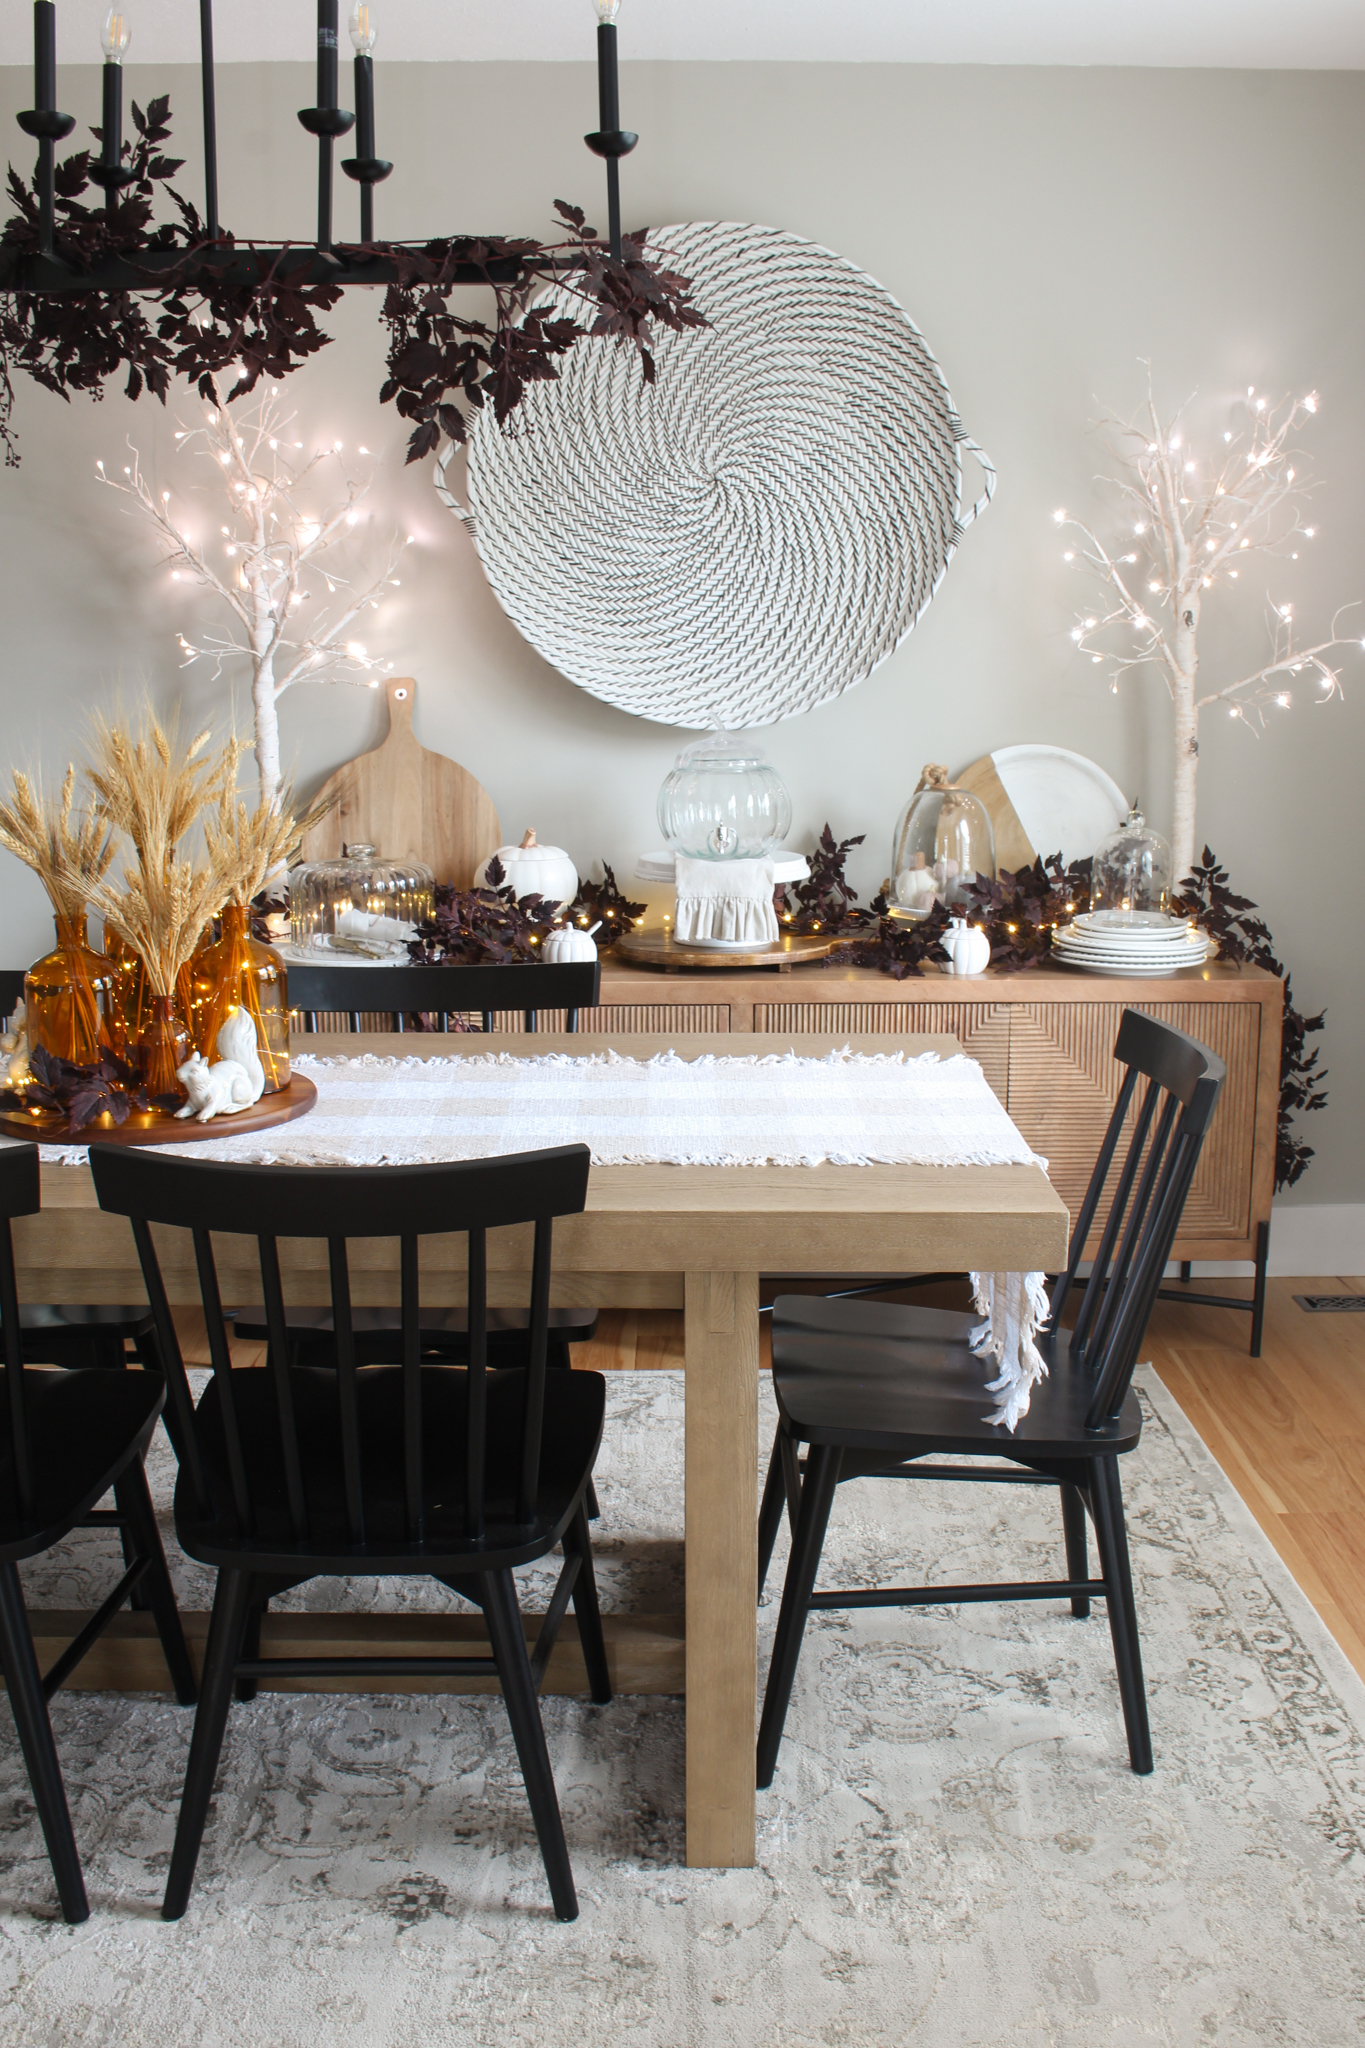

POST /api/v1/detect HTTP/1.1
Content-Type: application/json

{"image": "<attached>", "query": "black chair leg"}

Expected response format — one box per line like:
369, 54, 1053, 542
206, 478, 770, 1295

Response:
479, 1567, 578, 1922
564, 1502, 612, 1706
1059, 1481, 1091, 1619
0, 1562, 89, 1924
162, 1567, 254, 1922
756, 1439, 841, 1792
112, 1463, 197, 1706
1087, 1457, 1153, 1775
757, 1434, 786, 1601
235, 1592, 267, 1704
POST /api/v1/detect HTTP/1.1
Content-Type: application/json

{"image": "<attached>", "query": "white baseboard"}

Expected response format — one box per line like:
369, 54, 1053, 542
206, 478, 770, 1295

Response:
1176, 1203, 1365, 1280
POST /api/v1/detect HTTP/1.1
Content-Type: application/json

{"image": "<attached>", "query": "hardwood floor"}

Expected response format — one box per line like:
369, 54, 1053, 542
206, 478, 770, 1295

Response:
169, 1275, 1365, 1684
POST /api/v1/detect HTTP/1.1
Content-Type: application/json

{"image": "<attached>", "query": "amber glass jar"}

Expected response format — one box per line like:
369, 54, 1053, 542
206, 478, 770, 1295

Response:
102, 927, 152, 1060
191, 904, 290, 1093
25, 915, 116, 1067
131, 994, 192, 1104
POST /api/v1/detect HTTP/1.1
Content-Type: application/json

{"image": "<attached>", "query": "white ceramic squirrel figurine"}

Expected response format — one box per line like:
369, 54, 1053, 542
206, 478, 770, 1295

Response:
215, 1008, 266, 1102
173, 1007, 269, 1124
174, 1051, 255, 1123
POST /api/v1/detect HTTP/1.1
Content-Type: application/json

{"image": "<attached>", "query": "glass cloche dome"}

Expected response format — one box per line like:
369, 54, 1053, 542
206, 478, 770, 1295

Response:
1089, 805, 1172, 923
891, 765, 995, 917
657, 731, 792, 861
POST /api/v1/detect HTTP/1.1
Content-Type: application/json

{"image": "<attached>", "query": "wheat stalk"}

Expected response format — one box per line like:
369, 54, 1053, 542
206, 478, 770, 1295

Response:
0, 765, 116, 925
203, 782, 329, 911
85, 714, 252, 998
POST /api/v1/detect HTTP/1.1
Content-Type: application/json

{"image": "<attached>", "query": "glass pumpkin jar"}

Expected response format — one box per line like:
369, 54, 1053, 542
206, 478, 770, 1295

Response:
289, 844, 435, 958
657, 732, 792, 861
1089, 806, 1172, 923
24, 914, 117, 1068
891, 766, 995, 917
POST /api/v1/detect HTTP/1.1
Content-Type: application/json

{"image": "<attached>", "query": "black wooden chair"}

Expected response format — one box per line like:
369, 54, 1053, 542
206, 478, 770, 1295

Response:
88, 1141, 610, 1925
0, 1143, 197, 1924
286, 957, 602, 1035
755, 1010, 1226, 1791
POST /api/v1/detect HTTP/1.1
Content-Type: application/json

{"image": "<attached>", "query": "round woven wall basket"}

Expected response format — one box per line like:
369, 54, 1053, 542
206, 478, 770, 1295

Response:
436, 221, 995, 730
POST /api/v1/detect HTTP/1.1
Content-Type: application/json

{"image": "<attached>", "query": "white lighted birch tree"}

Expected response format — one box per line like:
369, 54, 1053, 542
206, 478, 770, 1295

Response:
1056, 374, 1360, 884
97, 378, 406, 810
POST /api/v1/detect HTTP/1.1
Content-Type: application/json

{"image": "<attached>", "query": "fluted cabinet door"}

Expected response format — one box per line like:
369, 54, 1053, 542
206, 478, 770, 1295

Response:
753, 1001, 1010, 1104
1005, 1000, 1262, 1245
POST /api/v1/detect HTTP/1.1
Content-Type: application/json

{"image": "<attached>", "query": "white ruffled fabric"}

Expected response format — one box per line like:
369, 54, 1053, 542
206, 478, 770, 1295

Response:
968, 1269, 1053, 1430
674, 855, 778, 945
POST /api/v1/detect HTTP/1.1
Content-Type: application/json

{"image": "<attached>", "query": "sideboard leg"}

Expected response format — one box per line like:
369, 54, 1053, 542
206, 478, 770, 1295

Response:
1250, 1221, 1271, 1358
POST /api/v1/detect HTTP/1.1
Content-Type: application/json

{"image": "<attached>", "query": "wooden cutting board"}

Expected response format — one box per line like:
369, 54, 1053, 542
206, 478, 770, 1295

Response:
299, 677, 501, 888
955, 754, 1037, 874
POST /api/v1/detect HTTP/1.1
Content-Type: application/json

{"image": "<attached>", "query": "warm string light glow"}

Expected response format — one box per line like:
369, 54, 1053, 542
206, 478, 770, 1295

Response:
1053, 373, 1358, 881
96, 375, 404, 808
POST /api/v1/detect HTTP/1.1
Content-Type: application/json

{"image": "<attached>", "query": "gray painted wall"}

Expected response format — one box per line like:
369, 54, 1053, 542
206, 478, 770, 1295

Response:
0, 61, 1361, 1205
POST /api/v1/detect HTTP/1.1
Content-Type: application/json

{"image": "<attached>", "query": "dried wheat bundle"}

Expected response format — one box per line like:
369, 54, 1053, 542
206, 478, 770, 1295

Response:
85, 715, 252, 997
203, 781, 328, 910
0, 765, 116, 924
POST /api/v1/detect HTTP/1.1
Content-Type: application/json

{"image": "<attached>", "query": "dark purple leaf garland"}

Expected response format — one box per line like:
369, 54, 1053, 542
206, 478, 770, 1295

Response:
404, 859, 646, 969
776, 825, 874, 936
0, 1044, 180, 1131
0, 112, 704, 468
1170, 848, 1327, 1191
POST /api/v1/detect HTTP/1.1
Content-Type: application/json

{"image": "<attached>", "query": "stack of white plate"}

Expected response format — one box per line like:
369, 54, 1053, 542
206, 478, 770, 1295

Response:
1052, 912, 1213, 978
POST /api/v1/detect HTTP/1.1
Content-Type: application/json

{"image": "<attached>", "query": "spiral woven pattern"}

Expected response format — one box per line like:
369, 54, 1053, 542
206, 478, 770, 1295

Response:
441, 222, 994, 729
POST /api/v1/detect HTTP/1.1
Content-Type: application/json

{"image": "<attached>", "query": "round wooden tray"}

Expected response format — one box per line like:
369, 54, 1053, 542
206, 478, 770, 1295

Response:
615, 930, 843, 972
0, 1075, 318, 1147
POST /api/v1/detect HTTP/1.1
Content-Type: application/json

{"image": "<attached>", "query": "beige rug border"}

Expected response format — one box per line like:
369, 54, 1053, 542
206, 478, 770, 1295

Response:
1137, 1360, 1365, 1732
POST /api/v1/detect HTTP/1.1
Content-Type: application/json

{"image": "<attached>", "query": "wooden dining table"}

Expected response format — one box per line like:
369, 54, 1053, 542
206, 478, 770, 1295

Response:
12, 1031, 1069, 1870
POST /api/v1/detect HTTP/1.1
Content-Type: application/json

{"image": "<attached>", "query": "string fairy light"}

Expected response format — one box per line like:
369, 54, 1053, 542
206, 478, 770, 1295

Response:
94, 376, 405, 808
1053, 375, 1359, 880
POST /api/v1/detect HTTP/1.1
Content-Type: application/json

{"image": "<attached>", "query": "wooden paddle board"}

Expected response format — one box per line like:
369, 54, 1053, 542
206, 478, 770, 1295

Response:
955, 754, 1037, 874
299, 677, 501, 889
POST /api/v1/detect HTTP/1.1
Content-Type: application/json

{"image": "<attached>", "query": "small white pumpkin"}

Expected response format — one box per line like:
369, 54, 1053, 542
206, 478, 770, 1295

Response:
541, 921, 601, 964
940, 917, 991, 976
475, 828, 579, 910
894, 861, 939, 911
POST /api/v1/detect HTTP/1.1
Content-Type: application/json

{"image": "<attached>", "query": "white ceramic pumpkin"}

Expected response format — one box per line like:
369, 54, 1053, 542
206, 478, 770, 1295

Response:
542, 921, 601, 964
940, 917, 991, 976
475, 829, 579, 909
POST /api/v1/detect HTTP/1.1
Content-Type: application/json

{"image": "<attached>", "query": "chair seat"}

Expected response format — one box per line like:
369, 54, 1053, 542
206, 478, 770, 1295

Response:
15, 1305, 153, 1333
176, 1362, 607, 1572
0, 1368, 166, 1559
771, 1295, 1142, 1460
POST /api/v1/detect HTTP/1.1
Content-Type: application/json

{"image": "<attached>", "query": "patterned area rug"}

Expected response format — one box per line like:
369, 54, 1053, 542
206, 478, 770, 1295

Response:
4, 1368, 1364, 2047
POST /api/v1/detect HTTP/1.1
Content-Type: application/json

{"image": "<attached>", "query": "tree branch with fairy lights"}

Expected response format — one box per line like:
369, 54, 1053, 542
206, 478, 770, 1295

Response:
1055, 370, 1361, 884
97, 379, 404, 810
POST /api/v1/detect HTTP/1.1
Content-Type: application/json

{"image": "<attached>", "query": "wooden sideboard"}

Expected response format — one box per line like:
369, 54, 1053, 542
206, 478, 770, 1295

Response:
480, 958, 1282, 1306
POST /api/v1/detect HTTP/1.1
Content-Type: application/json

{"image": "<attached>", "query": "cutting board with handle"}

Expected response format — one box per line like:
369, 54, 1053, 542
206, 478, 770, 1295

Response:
299, 677, 501, 889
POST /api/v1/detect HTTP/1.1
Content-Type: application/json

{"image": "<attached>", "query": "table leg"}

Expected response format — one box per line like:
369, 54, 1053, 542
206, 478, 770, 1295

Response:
684, 1269, 759, 1867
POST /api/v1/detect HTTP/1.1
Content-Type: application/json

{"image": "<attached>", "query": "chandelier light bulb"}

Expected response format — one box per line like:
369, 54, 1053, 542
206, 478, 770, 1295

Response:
593, 0, 622, 20
101, 8, 133, 63
348, 3, 377, 55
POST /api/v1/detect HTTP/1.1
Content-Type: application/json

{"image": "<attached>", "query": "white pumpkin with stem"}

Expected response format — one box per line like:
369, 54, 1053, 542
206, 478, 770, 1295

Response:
542, 921, 600, 964
475, 829, 579, 910
940, 918, 991, 976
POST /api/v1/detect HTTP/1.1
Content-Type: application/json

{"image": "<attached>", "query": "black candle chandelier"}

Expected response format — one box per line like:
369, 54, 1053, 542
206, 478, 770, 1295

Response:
6, 0, 642, 289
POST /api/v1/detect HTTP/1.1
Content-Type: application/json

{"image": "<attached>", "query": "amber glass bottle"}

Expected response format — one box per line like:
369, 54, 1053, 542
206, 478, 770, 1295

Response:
24, 915, 116, 1067
134, 993, 192, 1104
191, 903, 290, 1093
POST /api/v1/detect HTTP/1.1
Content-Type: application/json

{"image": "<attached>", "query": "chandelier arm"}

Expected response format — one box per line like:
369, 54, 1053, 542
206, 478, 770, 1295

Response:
199, 0, 219, 243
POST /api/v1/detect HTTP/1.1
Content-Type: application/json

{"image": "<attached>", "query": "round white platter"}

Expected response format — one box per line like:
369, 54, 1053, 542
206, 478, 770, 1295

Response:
991, 746, 1130, 867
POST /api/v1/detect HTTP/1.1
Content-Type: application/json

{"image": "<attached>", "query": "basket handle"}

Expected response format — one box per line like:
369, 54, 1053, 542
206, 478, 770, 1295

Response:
958, 437, 996, 532
433, 444, 476, 534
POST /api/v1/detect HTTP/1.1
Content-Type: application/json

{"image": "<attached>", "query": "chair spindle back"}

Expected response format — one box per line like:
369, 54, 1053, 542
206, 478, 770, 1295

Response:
0, 1143, 41, 1522
90, 1145, 592, 1553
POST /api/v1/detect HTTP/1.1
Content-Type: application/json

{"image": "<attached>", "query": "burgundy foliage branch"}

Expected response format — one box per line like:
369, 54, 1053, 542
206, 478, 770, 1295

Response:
0, 110, 704, 467
0, 1043, 179, 1131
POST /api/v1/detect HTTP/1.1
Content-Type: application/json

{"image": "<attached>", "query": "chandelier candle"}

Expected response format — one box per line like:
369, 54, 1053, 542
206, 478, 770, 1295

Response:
585, 0, 638, 261
18, 1, 76, 257
341, 3, 392, 242
297, 0, 355, 252
92, 9, 136, 209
